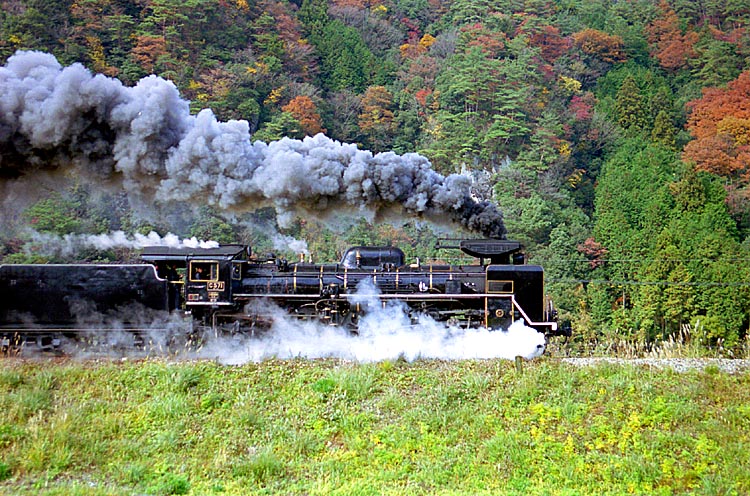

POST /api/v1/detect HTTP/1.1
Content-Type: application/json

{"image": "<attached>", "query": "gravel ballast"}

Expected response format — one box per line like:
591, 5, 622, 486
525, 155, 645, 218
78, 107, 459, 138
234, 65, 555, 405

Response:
560, 357, 750, 374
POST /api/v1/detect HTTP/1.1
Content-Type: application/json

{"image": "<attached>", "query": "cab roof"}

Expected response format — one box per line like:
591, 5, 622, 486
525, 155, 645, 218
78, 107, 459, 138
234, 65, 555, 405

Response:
140, 245, 249, 262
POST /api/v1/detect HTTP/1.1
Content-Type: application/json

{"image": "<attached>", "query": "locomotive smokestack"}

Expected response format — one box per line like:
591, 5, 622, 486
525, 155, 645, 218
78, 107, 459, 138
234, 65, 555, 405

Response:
0, 51, 505, 238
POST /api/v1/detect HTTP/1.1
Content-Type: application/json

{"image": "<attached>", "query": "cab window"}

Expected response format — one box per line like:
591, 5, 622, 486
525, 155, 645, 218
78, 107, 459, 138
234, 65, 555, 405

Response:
190, 262, 218, 281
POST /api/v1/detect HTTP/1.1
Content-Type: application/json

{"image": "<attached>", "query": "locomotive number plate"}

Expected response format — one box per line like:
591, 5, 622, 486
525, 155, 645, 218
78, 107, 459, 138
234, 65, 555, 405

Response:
207, 281, 225, 291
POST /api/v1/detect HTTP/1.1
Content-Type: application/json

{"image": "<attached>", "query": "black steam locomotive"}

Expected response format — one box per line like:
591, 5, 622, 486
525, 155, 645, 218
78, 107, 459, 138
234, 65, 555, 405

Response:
0, 239, 564, 350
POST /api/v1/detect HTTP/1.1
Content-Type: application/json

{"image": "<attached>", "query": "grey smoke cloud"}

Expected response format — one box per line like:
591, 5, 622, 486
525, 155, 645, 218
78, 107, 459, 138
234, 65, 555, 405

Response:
1, 50, 506, 238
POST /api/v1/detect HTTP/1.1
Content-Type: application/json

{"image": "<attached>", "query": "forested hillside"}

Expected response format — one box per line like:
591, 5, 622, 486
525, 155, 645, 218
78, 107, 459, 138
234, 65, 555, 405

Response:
1, 0, 750, 352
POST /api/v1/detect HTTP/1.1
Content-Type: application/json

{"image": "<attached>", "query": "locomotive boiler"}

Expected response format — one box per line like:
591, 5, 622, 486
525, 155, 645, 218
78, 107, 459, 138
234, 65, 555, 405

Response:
0, 239, 564, 351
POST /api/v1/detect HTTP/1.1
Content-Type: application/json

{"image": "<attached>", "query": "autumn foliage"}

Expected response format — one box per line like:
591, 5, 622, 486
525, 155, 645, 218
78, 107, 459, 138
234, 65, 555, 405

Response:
571, 29, 625, 64
527, 24, 571, 64
683, 71, 750, 182
460, 23, 507, 57
646, 1, 699, 71
577, 237, 608, 269
282, 96, 326, 136
131, 35, 168, 73
4, 0, 750, 352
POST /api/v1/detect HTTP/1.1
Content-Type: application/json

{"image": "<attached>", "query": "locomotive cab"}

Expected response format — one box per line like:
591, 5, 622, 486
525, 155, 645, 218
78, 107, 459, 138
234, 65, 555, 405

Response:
140, 245, 249, 311
453, 238, 560, 334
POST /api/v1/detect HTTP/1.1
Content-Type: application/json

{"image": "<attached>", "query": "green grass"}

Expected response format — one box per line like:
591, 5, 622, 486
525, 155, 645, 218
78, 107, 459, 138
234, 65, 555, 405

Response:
0, 358, 749, 495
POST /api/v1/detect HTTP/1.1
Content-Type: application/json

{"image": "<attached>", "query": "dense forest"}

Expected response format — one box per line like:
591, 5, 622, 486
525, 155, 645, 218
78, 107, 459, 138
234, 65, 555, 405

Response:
1, 0, 750, 352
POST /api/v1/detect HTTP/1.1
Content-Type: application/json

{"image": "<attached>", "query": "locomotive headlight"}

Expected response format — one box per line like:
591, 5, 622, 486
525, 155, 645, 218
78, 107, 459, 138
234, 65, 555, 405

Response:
495, 309, 505, 318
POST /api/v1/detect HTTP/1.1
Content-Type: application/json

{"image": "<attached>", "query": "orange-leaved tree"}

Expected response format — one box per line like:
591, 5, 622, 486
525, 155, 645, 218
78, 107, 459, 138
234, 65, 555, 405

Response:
358, 85, 394, 151
571, 28, 625, 64
683, 71, 750, 182
570, 28, 626, 86
282, 96, 326, 137
130, 35, 168, 73
646, 0, 699, 71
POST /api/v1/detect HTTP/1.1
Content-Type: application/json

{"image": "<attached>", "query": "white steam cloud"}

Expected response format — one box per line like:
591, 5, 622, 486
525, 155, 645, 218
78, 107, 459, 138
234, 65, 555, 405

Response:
0, 51, 505, 238
271, 232, 309, 256
199, 308, 546, 364
198, 278, 546, 364
24, 229, 218, 258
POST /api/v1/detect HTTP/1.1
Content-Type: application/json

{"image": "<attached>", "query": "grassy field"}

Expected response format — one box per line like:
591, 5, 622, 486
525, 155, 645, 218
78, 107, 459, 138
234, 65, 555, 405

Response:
1, 357, 749, 495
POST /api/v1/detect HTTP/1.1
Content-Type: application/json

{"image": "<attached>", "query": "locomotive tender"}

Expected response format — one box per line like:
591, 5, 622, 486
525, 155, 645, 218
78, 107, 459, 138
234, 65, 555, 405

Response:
0, 239, 563, 350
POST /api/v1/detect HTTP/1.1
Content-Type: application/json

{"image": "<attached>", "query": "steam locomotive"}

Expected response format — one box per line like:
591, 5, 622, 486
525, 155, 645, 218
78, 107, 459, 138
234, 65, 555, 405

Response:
0, 239, 565, 350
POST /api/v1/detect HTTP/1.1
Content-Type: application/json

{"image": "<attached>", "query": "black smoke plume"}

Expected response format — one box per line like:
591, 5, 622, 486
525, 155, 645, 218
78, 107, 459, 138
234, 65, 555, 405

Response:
0, 51, 505, 238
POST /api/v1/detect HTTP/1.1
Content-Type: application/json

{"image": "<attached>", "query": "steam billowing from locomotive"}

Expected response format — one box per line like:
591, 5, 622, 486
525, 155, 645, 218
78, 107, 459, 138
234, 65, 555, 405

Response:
0, 51, 505, 238
23, 230, 219, 259
199, 309, 548, 364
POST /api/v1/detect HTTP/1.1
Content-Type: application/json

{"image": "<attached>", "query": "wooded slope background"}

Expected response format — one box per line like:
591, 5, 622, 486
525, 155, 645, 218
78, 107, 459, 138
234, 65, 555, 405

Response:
1, 0, 750, 352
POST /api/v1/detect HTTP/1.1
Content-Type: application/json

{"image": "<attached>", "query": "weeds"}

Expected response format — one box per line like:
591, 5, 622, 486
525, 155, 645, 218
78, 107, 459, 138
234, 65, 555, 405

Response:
0, 369, 24, 390
326, 364, 380, 402
231, 449, 285, 483
0, 462, 10, 482
147, 472, 190, 495
173, 366, 204, 392
554, 323, 750, 359
0, 358, 748, 495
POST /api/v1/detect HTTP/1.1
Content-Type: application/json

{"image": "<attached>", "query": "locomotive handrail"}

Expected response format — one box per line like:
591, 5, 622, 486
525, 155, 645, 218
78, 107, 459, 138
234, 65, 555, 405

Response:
235, 292, 521, 299
510, 295, 558, 332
